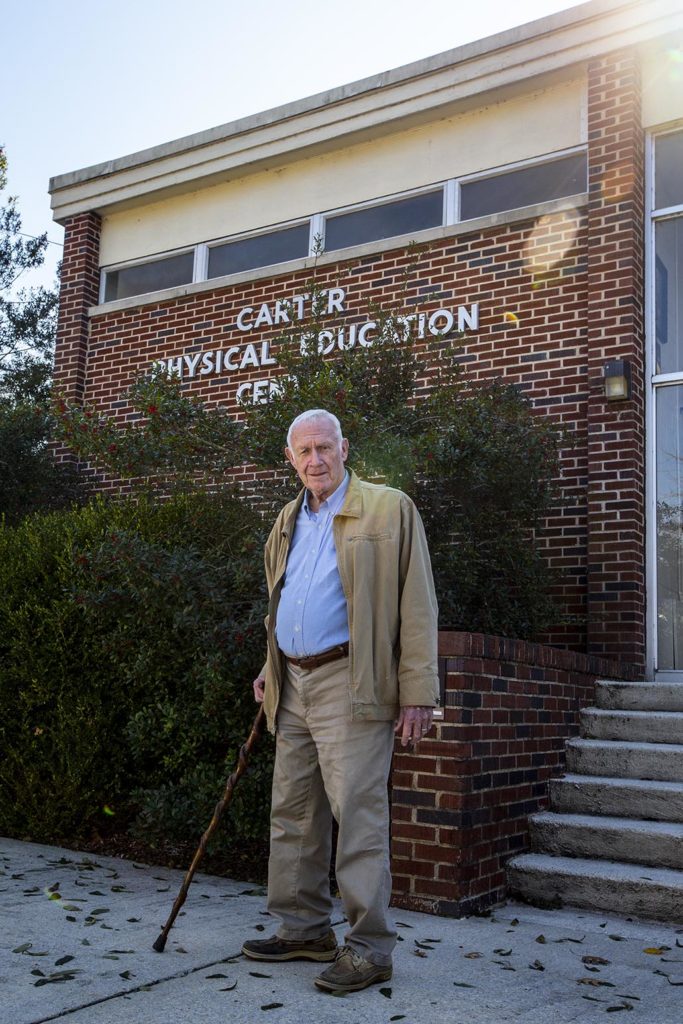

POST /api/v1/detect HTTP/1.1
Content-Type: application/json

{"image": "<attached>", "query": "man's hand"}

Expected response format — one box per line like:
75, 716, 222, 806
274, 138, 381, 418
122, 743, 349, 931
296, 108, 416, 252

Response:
394, 706, 434, 748
253, 676, 266, 703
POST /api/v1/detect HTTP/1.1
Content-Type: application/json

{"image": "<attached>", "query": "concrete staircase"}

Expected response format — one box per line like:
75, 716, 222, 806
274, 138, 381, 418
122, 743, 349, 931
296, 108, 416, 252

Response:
507, 681, 683, 922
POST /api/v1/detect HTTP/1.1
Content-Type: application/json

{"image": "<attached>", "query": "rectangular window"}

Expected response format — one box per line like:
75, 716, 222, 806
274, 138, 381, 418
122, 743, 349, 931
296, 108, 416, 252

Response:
460, 152, 587, 221
207, 223, 309, 278
324, 190, 443, 252
655, 130, 683, 210
655, 218, 683, 375
103, 251, 194, 302
656, 383, 683, 670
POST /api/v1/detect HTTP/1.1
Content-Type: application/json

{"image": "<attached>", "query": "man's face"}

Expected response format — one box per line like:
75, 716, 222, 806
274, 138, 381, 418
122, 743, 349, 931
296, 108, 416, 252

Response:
285, 418, 349, 505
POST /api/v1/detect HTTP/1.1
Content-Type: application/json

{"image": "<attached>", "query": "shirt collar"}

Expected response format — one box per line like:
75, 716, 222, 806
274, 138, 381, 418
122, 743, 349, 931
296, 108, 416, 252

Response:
303, 470, 350, 518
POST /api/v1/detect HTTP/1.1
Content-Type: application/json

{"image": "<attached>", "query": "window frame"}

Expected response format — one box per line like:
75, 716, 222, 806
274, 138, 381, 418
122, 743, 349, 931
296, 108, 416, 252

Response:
205, 216, 312, 280
457, 145, 588, 222
320, 182, 446, 253
99, 245, 197, 304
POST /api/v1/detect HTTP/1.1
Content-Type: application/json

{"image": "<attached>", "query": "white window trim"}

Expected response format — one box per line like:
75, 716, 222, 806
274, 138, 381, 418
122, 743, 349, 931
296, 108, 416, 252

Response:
194, 244, 209, 283
646, 125, 683, 678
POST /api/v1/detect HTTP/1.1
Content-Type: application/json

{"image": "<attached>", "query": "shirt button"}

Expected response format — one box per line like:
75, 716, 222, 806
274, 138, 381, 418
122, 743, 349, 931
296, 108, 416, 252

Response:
295, 626, 300, 632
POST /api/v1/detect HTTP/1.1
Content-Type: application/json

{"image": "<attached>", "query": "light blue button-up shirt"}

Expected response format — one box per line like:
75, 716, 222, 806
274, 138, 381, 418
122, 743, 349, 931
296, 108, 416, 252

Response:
275, 472, 350, 658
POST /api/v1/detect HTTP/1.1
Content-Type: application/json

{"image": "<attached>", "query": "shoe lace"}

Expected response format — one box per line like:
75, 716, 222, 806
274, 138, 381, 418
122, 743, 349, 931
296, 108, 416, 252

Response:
336, 945, 366, 969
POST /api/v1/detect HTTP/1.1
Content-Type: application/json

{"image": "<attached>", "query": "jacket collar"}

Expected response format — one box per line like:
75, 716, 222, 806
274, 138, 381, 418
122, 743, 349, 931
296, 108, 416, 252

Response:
280, 469, 363, 537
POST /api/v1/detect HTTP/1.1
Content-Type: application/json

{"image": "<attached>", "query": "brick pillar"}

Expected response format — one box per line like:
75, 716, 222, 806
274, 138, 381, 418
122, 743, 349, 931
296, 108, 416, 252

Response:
585, 51, 646, 672
53, 212, 101, 402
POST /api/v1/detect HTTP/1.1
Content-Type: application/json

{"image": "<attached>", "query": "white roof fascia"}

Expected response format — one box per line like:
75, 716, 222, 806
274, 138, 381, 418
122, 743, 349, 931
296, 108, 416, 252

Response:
49, 0, 683, 223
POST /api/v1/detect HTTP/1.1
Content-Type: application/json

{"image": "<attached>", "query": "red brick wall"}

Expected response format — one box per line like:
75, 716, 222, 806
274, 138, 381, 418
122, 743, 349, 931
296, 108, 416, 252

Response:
389, 631, 639, 916
585, 51, 646, 668
53, 50, 647, 665
53, 212, 101, 402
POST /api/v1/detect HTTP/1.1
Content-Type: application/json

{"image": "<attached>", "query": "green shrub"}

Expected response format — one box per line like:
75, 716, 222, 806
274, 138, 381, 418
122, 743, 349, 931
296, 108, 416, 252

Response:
0, 491, 272, 853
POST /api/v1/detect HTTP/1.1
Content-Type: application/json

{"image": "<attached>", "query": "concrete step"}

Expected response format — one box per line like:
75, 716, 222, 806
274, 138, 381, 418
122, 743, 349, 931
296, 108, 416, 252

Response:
596, 680, 683, 711
507, 852, 683, 923
550, 774, 683, 822
529, 811, 683, 871
566, 738, 683, 782
580, 707, 683, 744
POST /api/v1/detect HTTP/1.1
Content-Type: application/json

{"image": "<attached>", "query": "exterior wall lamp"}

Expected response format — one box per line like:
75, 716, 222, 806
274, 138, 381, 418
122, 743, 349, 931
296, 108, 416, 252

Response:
604, 359, 632, 401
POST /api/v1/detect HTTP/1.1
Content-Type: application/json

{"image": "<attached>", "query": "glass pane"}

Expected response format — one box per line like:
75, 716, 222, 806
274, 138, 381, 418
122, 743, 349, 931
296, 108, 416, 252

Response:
654, 218, 683, 374
460, 152, 587, 221
104, 252, 194, 301
656, 384, 683, 670
208, 223, 309, 278
325, 190, 443, 251
655, 131, 683, 210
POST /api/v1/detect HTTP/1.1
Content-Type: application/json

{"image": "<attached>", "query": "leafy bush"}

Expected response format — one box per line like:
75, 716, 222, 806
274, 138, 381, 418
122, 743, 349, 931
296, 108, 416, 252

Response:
0, 491, 272, 854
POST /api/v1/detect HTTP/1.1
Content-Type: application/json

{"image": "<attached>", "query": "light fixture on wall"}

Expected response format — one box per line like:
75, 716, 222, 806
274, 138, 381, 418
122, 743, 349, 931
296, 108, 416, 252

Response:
604, 359, 632, 401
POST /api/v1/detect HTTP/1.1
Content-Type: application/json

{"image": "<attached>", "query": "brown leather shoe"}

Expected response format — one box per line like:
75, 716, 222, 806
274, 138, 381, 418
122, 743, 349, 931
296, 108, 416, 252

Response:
241, 930, 338, 962
314, 945, 393, 992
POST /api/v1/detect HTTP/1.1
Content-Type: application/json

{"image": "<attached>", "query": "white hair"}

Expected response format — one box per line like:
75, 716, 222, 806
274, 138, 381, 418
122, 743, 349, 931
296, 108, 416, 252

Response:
286, 409, 343, 448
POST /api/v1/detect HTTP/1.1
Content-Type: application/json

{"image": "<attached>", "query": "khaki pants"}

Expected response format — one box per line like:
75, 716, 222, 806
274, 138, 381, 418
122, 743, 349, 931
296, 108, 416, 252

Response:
267, 657, 396, 966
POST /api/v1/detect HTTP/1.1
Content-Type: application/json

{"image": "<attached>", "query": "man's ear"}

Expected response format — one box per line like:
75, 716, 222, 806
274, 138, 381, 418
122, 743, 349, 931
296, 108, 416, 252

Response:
285, 446, 296, 469
341, 438, 349, 462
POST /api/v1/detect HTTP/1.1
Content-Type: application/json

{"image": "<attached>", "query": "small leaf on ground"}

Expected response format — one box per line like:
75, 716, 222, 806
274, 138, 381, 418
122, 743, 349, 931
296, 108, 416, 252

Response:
577, 978, 615, 987
120, 971, 135, 980
608, 935, 626, 942
453, 982, 476, 988
13, 943, 32, 953
90, 908, 110, 915
509, 919, 519, 926
55, 956, 74, 966
205, 973, 229, 979
220, 982, 238, 991
396, 922, 413, 928
464, 952, 482, 959
249, 971, 272, 978
261, 1003, 283, 1010
529, 960, 545, 971
126, 918, 141, 923
583, 956, 610, 966
493, 948, 512, 956
535, 935, 546, 944
390, 1016, 406, 1021
414, 941, 433, 950
379, 986, 392, 998
643, 946, 670, 955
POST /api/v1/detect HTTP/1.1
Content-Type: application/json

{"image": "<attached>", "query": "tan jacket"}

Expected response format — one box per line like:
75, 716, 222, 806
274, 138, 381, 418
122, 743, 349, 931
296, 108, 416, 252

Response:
261, 470, 439, 732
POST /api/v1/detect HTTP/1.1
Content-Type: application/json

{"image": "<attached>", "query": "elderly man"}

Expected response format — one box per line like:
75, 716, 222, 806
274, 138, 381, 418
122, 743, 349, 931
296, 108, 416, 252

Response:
242, 408, 439, 993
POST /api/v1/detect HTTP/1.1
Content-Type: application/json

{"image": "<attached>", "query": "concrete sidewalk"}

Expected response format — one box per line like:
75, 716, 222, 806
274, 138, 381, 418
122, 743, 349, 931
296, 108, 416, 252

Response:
1, 837, 682, 1024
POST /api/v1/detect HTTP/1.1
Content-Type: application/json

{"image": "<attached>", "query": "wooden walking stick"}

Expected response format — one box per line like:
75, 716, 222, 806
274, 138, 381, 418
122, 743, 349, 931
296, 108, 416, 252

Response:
153, 703, 267, 952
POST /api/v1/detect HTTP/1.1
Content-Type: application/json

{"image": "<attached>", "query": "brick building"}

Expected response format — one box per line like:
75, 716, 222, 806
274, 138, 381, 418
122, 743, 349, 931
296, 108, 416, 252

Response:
49, 1, 683, 913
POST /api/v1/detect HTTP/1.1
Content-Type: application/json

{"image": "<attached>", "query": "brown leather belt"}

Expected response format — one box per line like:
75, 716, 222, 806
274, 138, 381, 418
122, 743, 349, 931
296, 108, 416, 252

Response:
285, 642, 349, 670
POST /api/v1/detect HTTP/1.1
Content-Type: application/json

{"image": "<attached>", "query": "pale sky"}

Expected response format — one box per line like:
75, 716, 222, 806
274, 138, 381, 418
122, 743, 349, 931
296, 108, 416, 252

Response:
2, 0, 586, 290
